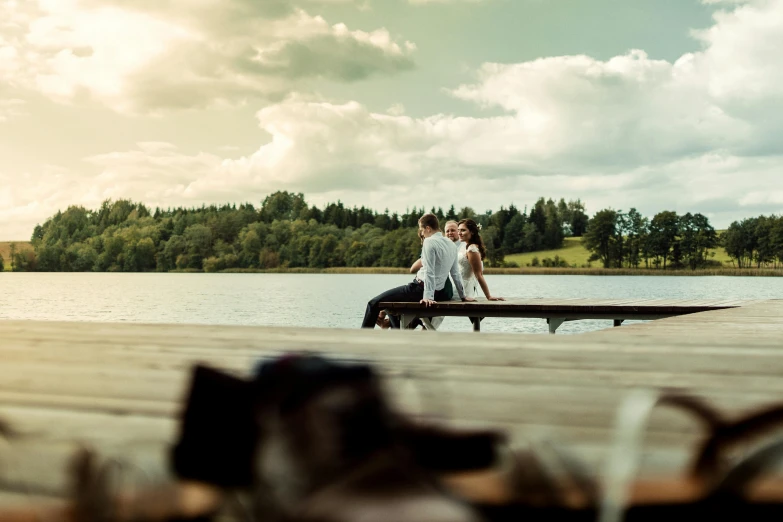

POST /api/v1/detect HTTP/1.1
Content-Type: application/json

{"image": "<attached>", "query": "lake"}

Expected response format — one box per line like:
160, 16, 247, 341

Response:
2, 273, 781, 334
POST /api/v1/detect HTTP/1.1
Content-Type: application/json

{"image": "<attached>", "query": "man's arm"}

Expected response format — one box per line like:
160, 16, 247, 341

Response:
449, 249, 466, 300
421, 240, 437, 301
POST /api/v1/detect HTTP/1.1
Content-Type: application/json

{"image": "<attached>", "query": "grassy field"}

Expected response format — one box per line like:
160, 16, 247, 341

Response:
504, 237, 592, 267
0, 241, 32, 270
504, 237, 735, 268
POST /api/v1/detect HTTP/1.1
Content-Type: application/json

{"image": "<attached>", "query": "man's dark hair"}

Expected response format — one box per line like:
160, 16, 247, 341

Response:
419, 213, 440, 231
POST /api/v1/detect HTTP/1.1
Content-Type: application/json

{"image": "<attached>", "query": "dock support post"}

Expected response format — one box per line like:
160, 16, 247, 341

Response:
471, 317, 482, 332
547, 317, 565, 334
401, 314, 417, 329
421, 318, 437, 330
613, 319, 624, 328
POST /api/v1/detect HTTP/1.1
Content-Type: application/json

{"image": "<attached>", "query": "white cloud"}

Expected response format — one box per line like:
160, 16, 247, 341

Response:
408, 0, 486, 4
3, 0, 783, 240
84, 96, 441, 198
0, 0, 415, 113
448, 50, 752, 171
0, 98, 25, 122
386, 103, 406, 115
0, 164, 83, 239
701, 0, 752, 5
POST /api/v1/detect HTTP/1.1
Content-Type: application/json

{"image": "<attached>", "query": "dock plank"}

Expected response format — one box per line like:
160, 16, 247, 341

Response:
2, 299, 783, 504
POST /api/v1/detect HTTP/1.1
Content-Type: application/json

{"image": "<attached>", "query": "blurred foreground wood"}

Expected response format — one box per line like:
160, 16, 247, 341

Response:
2, 299, 783, 509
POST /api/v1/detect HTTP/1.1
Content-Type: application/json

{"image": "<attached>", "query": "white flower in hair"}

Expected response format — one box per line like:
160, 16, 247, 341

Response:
477, 223, 483, 231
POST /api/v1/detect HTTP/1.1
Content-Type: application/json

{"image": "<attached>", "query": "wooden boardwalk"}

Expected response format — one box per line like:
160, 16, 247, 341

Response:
379, 297, 765, 332
1, 298, 783, 508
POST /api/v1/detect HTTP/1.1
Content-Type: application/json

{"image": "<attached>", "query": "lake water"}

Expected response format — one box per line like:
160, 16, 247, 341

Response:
3, 273, 782, 334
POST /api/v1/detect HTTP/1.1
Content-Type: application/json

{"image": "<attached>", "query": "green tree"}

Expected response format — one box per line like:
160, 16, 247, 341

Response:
622, 208, 648, 268
528, 198, 547, 237
489, 206, 511, 247
754, 215, 775, 268
582, 209, 619, 268
66, 242, 98, 272
502, 214, 526, 254
259, 191, 308, 222
648, 211, 679, 269
184, 224, 213, 269
566, 200, 589, 237
374, 210, 392, 231
482, 225, 504, 267
722, 218, 759, 268
679, 213, 717, 270
521, 222, 542, 252
310, 234, 339, 268
130, 237, 157, 271
158, 235, 188, 271
239, 229, 263, 268
323, 201, 348, 228
259, 248, 280, 269
12, 249, 37, 271
542, 200, 564, 250
771, 216, 783, 268
9, 243, 16, 271
457, 207, 476, 220
202, 256, 222, 273
557, 199, 570, 229
36, 242, 65, 271
18, 193, 620, 272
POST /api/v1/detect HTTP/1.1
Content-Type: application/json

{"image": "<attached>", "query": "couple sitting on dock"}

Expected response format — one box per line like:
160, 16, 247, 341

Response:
361, 213, 504, 330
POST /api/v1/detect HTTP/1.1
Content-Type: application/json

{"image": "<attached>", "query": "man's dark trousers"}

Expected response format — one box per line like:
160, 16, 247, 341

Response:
361, 277, 453, 329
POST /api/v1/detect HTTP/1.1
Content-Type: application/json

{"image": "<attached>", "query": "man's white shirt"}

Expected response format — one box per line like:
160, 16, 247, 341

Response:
416, 232, 465, 301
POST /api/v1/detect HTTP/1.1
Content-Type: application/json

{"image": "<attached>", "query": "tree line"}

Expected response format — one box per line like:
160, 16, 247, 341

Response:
581, 208, 783, 270
721, 215, 783, 268
7, 192, 588, 272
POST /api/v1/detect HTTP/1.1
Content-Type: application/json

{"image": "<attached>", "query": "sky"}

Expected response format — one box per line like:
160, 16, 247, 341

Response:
1, 0, 782, 240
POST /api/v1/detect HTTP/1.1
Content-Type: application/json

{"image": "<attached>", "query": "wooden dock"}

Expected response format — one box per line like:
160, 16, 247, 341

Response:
1, 298, 783, 509
379, 297, 765, 332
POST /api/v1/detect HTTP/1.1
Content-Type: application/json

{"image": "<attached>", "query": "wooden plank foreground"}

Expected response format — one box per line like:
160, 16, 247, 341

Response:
1, 299, 783, 507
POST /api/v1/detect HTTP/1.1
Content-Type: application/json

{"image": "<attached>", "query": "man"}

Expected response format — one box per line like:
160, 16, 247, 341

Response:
410, 220, 460, 274
361, 213, 475, 329
444, 220, 461, 244
404, 220, 461, 330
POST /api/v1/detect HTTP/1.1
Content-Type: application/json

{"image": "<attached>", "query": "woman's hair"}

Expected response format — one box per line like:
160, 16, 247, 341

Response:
419, 213, 440, 231
458, 219, 486, 260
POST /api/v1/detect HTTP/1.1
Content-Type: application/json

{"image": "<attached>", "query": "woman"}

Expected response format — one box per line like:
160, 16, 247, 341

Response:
457, 219, 504, 301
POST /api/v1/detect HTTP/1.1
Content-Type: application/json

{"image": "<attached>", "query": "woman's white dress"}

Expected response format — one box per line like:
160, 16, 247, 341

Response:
458, 243, 482, 298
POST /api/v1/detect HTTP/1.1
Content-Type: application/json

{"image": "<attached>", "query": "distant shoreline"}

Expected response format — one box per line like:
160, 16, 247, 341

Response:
3, 240, 781, 276
5, 266, 782, 276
